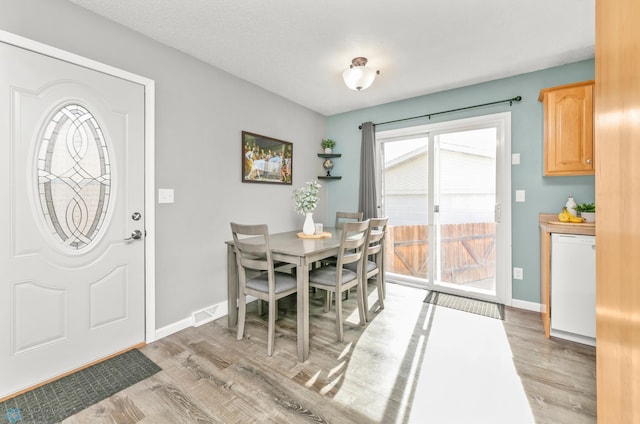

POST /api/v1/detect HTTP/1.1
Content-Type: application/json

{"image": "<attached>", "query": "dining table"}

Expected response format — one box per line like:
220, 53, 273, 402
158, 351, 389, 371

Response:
226, 227, 342, 362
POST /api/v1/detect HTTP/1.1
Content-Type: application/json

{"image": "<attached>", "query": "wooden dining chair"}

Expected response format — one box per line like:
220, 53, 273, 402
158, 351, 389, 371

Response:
334, 211, 364, 229
230, 222, 297, 356
329, 211, 364, 299
346, 217, 389, 321
309, 220, 370, 342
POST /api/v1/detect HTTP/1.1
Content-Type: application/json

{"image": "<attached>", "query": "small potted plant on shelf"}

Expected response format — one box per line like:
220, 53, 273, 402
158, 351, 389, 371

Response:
575, 202, 596, 222
321, 138, 336, 153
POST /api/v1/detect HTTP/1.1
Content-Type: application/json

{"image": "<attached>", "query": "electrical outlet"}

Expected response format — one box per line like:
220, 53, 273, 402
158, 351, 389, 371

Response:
513, 267, 523, 280
158, 188, 174, 204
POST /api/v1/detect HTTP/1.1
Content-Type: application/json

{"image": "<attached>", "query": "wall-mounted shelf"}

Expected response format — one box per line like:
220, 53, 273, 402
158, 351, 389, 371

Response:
317, 153, 341, 180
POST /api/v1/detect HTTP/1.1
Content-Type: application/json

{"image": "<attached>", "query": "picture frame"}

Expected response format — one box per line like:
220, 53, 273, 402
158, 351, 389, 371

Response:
242, 131, 293, 185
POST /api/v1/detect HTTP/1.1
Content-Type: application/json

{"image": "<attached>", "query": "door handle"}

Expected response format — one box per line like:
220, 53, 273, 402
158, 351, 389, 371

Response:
124, 230, 143, 241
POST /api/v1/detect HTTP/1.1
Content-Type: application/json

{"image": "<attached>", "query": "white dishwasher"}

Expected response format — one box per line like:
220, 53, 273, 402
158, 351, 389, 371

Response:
550, 233, 596, 346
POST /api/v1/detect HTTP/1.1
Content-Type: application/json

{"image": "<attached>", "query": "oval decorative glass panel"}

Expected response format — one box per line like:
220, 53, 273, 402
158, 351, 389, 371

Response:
36, 104, 111, 250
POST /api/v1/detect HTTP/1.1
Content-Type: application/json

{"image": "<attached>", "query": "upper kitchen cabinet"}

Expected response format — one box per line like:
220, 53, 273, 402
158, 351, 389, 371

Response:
539, 80, 594, 176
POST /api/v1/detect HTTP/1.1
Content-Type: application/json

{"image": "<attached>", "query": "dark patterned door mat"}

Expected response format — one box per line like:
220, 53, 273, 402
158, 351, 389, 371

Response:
1, 348, 161, 423
424, 291, 505, 320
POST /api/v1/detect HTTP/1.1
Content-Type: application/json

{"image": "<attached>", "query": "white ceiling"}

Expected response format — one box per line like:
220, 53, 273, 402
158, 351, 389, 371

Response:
68, 0, 595, 116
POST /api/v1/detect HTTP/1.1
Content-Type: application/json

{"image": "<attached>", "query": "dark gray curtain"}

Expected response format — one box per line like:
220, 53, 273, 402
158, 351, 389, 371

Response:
358, 121, 378, 220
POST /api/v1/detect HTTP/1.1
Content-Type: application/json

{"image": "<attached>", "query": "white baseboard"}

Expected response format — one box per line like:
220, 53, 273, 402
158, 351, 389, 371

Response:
152, 297, 261, 341
511, 299, 543, 312
154, 316, 193, 340
154, 300, 228, 339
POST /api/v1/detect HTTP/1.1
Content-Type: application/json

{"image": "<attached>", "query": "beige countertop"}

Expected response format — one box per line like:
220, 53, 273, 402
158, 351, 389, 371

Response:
539, 213, 595, 236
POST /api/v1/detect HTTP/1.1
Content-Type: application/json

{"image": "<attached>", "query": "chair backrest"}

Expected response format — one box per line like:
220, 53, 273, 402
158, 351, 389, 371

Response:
230, 222, 275, 289
335, 211, 364, 229
366, 217, 389, 258
336, 220, 370, 270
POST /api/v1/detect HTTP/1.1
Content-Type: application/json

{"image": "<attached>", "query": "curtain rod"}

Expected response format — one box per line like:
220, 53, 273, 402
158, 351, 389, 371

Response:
358, 95, 522, 130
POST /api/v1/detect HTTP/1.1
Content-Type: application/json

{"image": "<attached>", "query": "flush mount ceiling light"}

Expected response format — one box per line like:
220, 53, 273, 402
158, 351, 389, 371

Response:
342, 57, 380, 91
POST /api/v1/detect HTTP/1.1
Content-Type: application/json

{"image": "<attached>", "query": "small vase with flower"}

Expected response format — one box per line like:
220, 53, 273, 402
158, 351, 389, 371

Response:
293, 180, 321, 235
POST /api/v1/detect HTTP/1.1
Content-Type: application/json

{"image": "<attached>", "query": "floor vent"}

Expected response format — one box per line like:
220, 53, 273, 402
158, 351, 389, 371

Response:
192, 305, 218, 327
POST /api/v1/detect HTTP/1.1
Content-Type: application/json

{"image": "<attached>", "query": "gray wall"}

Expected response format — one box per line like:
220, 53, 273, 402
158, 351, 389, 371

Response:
327, 60, 595, 304
1, 0, 595, 320
1, 0, 328, 328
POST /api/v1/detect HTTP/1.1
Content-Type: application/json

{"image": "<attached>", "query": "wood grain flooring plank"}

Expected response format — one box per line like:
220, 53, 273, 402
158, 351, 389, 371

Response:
144, 373, 224, 424
175, 379, 263, 424
223, 356, 376, 424
60, 403, 114, 424
105, 394, 147, 423
221, 359, 333, 423
188, 340, 234, 371
141, 337, 187, 365
60, 283, 595, 423
524, 377, 596, 424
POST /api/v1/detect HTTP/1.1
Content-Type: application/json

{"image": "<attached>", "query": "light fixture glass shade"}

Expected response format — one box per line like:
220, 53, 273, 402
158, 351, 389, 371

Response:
342, 57, 378, 91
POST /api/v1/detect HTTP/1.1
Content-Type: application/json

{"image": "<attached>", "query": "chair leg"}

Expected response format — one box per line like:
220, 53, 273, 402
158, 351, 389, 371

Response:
356, 280, 367, 325
381, 268, 386, 299
362, 277, 370, 321
267, 299, 276, 356
324, 290, 331, 312
237, 293, 247, 341
259, 299, 278, 318
335, 290, 344, 342
376, 274, 385, 310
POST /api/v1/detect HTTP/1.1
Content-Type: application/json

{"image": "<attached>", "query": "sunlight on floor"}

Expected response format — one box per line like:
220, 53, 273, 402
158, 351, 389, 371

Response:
334, 285, 535, 424
406, 305, 535, 423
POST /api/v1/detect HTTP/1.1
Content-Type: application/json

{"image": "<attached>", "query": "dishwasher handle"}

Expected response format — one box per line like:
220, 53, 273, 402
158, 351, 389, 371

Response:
553, 234, 595, 246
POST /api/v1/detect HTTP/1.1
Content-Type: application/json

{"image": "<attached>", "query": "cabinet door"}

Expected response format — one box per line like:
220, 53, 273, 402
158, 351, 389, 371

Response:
541, 82, 594, 176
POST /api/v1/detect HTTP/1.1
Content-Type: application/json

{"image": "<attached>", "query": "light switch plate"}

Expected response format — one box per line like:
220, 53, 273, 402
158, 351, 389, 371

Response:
158, 188, 174, 204
512, 153, 520, 165
513, 267, 523, 280
515, 190, 525, 202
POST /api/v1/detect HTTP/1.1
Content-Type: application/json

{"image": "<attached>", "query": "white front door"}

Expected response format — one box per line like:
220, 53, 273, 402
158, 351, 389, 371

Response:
0, 41, 146, 398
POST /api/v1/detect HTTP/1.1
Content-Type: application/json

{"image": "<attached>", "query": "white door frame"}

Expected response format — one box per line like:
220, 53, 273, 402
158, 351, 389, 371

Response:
0, 29, 158, 342
377, 112, 513, 306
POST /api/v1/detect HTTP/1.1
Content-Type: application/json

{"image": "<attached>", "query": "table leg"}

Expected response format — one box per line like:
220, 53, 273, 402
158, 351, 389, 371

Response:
227, 244, 238, 328
296, 261, 310, 362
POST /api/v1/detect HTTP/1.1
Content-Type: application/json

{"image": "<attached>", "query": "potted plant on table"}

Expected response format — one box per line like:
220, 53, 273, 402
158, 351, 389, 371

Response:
321, 138, 336, 154
293, 180, 321, 235
575, 202, 596, 222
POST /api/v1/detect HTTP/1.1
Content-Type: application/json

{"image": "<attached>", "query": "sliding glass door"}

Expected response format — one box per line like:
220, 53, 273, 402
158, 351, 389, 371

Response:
380, 136, 430, 285
432, 127, 498, 298
378, 113, 511, 303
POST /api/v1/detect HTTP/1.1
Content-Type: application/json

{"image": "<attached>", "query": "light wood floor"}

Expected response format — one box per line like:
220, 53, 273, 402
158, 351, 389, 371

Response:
63, 283, 596, 424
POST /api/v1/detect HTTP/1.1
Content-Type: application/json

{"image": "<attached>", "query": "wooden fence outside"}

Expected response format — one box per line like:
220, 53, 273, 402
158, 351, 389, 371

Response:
384, 223, 496, 285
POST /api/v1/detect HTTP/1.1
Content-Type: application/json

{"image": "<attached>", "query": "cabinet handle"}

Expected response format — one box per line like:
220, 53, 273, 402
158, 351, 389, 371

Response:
586, 159, 592, 164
